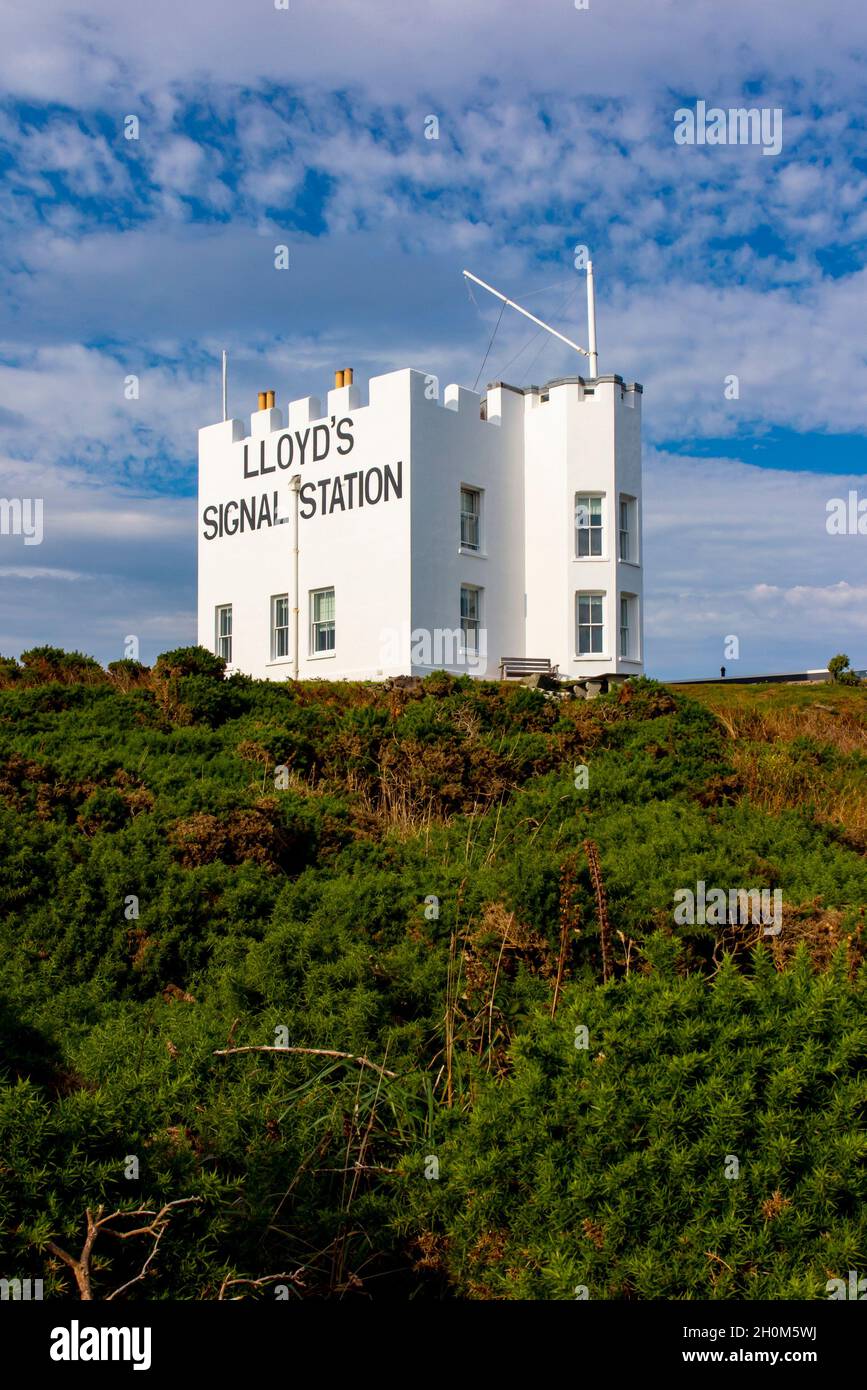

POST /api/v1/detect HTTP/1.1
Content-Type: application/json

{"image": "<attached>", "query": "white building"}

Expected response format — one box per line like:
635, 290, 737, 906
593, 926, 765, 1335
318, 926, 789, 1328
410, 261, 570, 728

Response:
197, 366, 644, 682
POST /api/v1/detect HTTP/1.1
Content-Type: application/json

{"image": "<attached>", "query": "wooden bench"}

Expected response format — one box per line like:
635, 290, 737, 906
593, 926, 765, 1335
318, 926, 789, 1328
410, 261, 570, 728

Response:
499, 657, 559, 681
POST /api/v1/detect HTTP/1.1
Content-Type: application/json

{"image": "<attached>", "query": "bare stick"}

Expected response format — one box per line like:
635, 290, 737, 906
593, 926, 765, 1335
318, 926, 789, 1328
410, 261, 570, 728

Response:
213, 1045, 396, 1080
218, 1270, 305, 1301
45, 1197, 202, 1301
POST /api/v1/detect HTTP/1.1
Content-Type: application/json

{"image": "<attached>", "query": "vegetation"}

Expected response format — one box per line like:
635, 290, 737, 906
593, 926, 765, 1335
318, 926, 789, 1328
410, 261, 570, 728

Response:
828, 653, 862, 688
0, 652, 865, 1300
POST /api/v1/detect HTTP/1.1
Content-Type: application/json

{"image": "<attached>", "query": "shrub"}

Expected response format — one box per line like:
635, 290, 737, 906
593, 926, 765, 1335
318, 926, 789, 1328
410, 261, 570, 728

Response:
154, 646, 227, 681
828, 654, 861, 687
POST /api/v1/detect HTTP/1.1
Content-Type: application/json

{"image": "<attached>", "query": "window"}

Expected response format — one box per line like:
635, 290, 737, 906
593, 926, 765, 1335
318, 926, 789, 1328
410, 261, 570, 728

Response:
310, 587, 335, 654
576, 592, 604, 655
460, 487, 481, 551
460, 584, 482, 655
620, 594, 638, 660
575, 494, 604, 557
216, 604, 232, 663
271, 594, 289, 660
619, 495, 636, 562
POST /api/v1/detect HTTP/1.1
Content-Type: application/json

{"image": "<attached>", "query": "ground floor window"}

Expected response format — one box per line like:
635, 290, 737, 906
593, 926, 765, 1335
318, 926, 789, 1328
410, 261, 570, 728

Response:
576, 591, 604, 655
620, 593, 638, 659
310, 587, 335, 654
216, 604, 232, 663
460, 584, 482, 655
271, 594, 289, 659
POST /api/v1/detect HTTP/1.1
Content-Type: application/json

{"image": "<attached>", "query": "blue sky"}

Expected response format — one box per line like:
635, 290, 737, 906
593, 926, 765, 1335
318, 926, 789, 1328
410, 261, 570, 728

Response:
0, 0, 865, 678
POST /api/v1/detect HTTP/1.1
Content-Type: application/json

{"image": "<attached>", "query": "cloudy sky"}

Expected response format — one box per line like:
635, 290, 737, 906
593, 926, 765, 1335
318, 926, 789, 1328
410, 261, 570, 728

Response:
0, 0, 865, 678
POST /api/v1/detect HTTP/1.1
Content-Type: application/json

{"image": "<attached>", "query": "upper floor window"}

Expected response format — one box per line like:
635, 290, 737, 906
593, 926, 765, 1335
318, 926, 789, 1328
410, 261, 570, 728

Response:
310, 587, 335, 654
460, 486, 481, 551
575, 494, 604, 558
619, 495, 636, 562
216, 604, 232, 664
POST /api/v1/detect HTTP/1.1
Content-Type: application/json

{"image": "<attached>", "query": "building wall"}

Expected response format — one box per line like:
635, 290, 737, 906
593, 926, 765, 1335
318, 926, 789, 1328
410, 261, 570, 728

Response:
197, 365, 643, 682
409, 379, 525, 678
523, 376, 643, 677
198, 372, 413, 681
613, 378, 644, 674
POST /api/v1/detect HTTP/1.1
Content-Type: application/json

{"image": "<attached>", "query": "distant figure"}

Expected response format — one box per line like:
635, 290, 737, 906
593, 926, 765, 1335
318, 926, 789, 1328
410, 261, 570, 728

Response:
720, 666, 726, 679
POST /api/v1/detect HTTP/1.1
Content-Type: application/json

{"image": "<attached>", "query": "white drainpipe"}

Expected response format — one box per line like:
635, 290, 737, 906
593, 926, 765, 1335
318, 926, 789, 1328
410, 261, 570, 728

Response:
289, 474, 301, 679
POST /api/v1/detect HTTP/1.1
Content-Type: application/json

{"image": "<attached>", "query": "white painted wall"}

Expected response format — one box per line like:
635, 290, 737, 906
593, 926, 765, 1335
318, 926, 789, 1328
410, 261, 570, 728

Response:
523, 376, 643, 677
409, 379, 525, 678
197, 366, 643, 681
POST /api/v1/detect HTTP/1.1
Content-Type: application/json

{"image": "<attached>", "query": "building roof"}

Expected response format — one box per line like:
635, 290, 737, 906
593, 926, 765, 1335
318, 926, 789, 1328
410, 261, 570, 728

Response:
487, 375, 644, 395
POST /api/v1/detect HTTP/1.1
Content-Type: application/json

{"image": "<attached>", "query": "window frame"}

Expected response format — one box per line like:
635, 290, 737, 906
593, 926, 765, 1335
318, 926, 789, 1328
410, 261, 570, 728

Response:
215, 604, 232, 665
460, 485, 483, 554
460, 583, 483, 657
309, 586, 336, 657
575, 492, 605, 560
619, 493, 638, 564
575, 590, 606, 658
620, 594, 630, 658
271, 593, 290, 661
620, 592, 639, 661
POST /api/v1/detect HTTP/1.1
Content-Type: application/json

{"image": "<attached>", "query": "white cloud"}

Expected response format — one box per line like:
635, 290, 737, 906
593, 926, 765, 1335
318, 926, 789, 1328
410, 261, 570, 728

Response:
0, 0, 864, 675
643, 450, 867, 675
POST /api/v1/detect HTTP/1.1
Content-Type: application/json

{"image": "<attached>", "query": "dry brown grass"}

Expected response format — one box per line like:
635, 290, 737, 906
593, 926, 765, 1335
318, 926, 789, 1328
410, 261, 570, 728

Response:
678, 683, 867, 844
711, 899, 866, 975
713, 700, 867, 754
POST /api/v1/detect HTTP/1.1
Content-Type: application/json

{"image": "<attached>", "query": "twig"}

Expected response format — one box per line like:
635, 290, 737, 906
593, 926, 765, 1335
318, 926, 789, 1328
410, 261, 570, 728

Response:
705, 1250, 734, 1273
45, 1197, 202, 1301
218, 1270, 305, 1300
213, 1046, 396, 1080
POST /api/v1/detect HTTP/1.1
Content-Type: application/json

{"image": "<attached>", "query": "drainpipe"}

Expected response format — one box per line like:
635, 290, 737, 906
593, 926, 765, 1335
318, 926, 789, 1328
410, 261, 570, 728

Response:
289, 474, 301, 679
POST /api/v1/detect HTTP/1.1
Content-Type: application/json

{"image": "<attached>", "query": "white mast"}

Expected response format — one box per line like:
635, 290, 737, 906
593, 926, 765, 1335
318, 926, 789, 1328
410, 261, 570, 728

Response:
586, 261, 598, 377
221, 349, 228, 422
462, 269, 595, 369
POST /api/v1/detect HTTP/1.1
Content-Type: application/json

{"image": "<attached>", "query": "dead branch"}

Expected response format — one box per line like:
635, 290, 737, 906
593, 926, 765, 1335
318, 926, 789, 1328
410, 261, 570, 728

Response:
213, 1045, 396, 1080
45, 1197, 202, 1301
218, 1270, 306, 1300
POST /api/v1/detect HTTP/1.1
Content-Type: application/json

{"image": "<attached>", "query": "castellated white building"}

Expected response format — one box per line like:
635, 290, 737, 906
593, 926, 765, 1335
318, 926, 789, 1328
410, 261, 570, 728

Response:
197, 367, 644, 682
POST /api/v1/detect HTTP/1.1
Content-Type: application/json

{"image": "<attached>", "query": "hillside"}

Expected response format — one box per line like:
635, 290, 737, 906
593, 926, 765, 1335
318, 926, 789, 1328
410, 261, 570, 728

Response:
0, 650, 865, 1300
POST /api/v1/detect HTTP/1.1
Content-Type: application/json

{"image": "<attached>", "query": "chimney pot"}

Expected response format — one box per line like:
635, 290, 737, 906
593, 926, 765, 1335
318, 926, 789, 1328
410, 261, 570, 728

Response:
257, 391, 267, 410
344, 367, 353, 385
265, 390, 275, 408
334, 370, 344, 388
